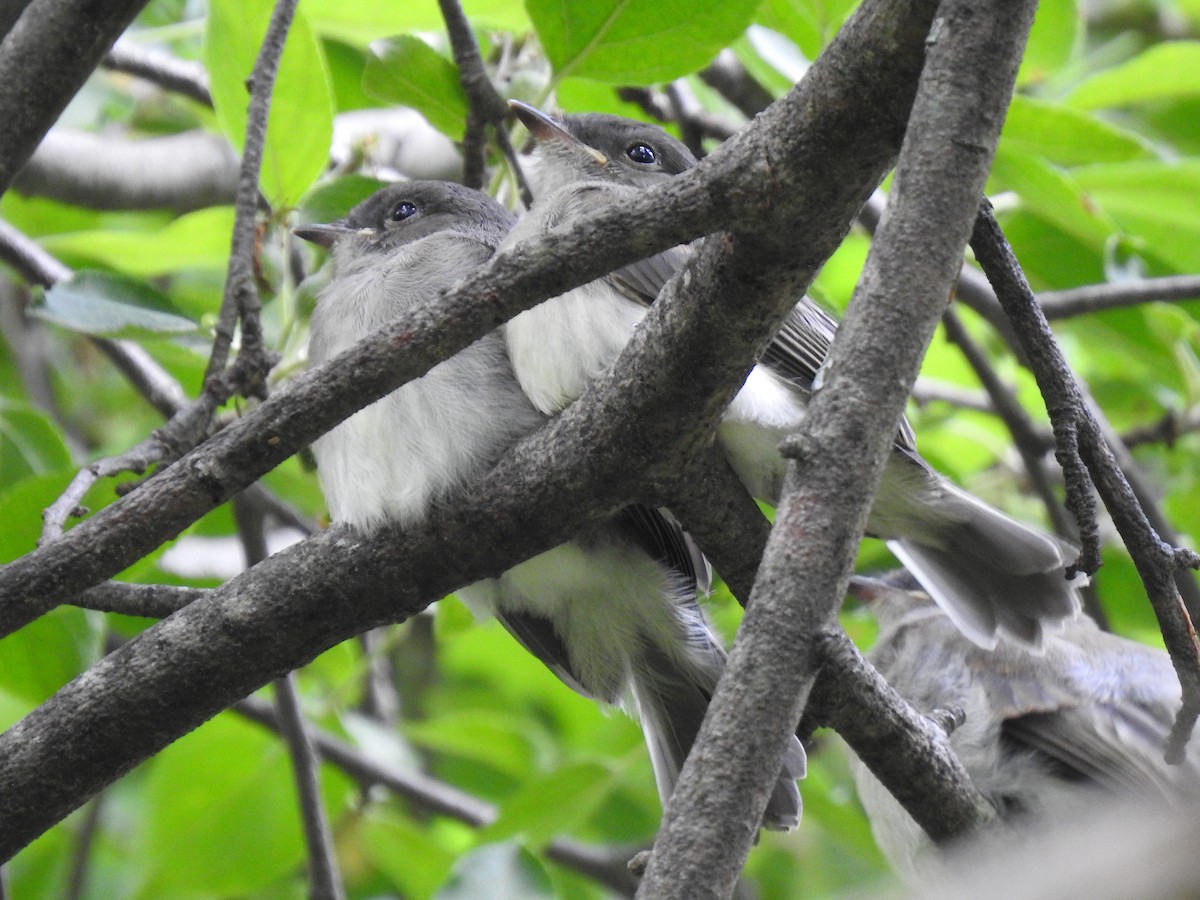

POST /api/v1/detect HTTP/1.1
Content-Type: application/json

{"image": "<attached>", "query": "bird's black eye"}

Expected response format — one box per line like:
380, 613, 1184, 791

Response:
626, 143, 656, 164
390, 201, 418, 222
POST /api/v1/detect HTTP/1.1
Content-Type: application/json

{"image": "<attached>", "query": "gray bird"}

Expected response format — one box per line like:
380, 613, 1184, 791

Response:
296, 180, 804, 829
848, 574, 1199, 878
503, 100, 1081, 649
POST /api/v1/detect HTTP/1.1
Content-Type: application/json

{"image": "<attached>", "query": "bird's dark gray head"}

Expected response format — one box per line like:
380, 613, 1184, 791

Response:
294, 181, 515, 255
509, 100, 697, 197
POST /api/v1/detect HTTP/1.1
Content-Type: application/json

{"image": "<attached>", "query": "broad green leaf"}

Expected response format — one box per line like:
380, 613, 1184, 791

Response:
481, 761, 618, 844
0, 605, 95, 705
434, 841, 554, 900
298, 174, 391, 226
362, 809, 458, 897
756, 0, 859, 60
363, 37, 469, 141
1000, 95, 1151, 166
1017, 0, 1080, 86
405, 710, 538, 777
1066, 41, 1200, 110
1073, 159, 1200, 272
134, 714, 305, 897
40, 206, 235, 277
30, 271, 198, 339
0, 404, 72, 486
528, 0, 760, 85
205, 0, 334, 207
303, 0, 530, 45
989, 146, 1120, 249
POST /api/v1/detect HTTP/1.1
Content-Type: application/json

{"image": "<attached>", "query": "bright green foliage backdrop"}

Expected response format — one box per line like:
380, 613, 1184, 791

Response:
1, 0, 1198, 896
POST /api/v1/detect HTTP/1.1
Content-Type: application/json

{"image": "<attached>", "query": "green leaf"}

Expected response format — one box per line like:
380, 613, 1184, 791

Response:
205, 0, 334, 207
40, 206, 235, 277
362, 809, 458, 897
1073, 159, 1200, 272
481, 761, 618, 845
1066, 41, 1200, 110
756, 0, 859, 60
134, 713, 305, 897
0, 404, 72, 486
528, 0, 760, 85
363, 36, 469, 141
1017, 0, 1080, 87
1000, 95, 1151, 166
302, 0, 530, 46
434, 841, 554, 900
30, 271, 199, 339
405, 710, 538, 778
298, 175, 391, 226
0, 606, 96, 706
989, 146, 1120, 249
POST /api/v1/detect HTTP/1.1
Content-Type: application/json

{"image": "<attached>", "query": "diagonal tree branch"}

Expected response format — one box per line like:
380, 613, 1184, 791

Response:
636, 1, 1037, 895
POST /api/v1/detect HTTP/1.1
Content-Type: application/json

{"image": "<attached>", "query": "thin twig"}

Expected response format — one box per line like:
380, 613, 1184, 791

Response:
234, 494, 345, 900
64, 795, 105, 900
1122, 406, 1200, 449
970, 202, 1200, 763
1040, 274, 1200, 320
202, 0, 296, 392
437, 0, 533, 206
72, 581, 203, 617
698, 51, 774, 119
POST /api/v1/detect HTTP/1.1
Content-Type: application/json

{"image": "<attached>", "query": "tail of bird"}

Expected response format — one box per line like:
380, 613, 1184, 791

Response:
886, 479, 1081, 649
630, 638, 806, 831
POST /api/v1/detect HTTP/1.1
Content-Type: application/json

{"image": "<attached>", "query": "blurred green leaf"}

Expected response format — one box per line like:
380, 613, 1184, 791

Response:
1072, 159, 1200, 272
1001, 95, 1151, 166
364, 36, 469, 140
989, 146, 1120, 248
528, 0, 759, 84
302, 0, 530, 45
1017, 0, 1080, 86
0, 606, 96, 706
40, 206, 235, 277
205, 0, 334, 207
434, 841, 554, 900
481, 761, 618, 844
134, 713, 305, 897
406, 710, 539, 778
30, 271, 199, 339
756, 0, 859, 60
1066, 41, 1200, 110
362, 808, 459, 896
0, 404, 72, 486
298, 174, 391, 225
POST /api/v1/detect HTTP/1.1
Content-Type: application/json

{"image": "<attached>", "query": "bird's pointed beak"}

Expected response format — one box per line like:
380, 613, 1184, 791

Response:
292, 222, 357, 249
508, 99, 608, 167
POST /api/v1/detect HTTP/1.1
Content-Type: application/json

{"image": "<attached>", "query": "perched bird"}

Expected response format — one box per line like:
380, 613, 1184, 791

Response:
297, 180, 803, 829
503, 100, 1081, 648
848, 574, 1199, 878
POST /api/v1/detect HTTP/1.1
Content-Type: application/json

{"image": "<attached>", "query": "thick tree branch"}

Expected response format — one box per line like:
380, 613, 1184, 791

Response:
13, 129, 237, 212
637, 1, 1035, 895
0, 0, 152, 194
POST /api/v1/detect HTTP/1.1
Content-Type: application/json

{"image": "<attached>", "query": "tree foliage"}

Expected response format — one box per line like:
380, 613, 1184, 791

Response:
0, 0, 1198, 897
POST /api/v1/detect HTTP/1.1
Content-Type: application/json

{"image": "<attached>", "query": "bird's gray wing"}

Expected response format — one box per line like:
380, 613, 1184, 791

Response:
611, 504, 711, 595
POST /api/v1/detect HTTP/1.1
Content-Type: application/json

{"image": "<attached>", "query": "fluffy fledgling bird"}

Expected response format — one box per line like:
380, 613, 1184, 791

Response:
503, 100, 1081, 649
297, 180, 804, 829
847, 574, 1199, 878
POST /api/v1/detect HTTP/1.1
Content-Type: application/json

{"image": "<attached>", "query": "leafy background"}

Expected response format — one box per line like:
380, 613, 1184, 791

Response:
1, 0, 1198, 896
